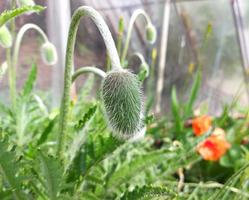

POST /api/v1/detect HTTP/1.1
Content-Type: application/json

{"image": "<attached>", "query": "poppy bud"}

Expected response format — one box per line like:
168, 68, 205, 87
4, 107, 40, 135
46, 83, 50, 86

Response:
145, 23, 157, 44
140, 62, 150, 77
102, 69, 144, 139
40, 42, 58, 65
16, 0, 35, 7
0, 25, 12, 48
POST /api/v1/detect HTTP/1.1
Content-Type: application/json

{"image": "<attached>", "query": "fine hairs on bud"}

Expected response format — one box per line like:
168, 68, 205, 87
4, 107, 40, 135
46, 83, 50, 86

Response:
40, 42, 58, 65
102, 69, 144, 139
145, 23, 157, 44
0, 25, 12, 48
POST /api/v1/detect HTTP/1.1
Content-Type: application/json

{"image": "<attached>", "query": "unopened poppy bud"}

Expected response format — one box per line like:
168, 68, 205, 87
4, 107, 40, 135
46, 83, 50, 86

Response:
0, 25, 12, 48
16, 0, 35, 7
40, 42, 58, 65
145, 23, 157, 44
140, 62, 149, 77
101, 69, 144, 139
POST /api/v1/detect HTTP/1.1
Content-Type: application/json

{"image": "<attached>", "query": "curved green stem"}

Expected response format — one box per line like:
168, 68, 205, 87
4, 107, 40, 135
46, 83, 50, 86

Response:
121, 9, 152, 65
57, 6, 122, 157
129, 52, 146, 64
72, 66, 106, 83
10, 23, 48, 106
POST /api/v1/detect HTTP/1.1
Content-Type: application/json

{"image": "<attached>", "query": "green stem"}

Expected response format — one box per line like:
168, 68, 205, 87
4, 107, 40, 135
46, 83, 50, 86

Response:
7, 0, 16, 107
72, 66, 106, 82
56, 6, 122, 157
11, 23, 48, 105
121, 9, 151, 65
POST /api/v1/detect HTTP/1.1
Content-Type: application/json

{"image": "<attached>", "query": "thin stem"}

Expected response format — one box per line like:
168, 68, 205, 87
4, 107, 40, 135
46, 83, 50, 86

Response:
56, 6, 122, 157
11, 23, 48, 105
72, 66, 106, 82
7, 0, 16, 107
121, 9, 151, 65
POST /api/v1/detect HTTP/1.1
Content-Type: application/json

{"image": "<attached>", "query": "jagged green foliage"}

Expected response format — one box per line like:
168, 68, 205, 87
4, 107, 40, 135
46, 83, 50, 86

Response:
120, 185, 178, 200
0, 139, 27, 200
102, 70, 143, 139
21, 63, 37, 97
0, 5, 45, 27
37, 151, 64, 199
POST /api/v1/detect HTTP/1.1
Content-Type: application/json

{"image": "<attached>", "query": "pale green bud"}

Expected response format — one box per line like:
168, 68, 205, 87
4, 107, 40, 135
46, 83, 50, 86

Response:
0, 25, 12, 48
145, 23, 157, 44
40, 42, 58, 65
101, 69, 144, 139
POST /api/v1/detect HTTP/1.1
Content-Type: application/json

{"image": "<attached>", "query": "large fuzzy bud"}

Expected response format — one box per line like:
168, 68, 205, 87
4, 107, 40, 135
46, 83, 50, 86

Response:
40, 42, 58, 65
101, 69, 144, 139
145, 23, 157, 44
0, 25, 12, 48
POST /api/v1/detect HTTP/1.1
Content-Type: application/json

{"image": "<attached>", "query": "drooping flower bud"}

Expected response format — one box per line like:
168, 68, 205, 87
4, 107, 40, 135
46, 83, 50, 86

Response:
140, 62, 150, 77
0, 25, 12, 48
101, 69, 144, 139
145, 23, 157, 44
16, 0, 35, 7
40, 42, 58, 65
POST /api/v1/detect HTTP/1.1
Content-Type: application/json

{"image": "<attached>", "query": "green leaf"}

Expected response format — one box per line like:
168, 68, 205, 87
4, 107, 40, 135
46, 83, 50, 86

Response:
120, 185, 179, 200
37, 115, 57, 146
185, 71, 201, 117
38, 151, 64, 200
106, 150, 171, 192
171, 86, 182, 133
21, 63, 37, 97
0, 5, 45, 27
0, 139, 26, 200
74, 105, 97, 131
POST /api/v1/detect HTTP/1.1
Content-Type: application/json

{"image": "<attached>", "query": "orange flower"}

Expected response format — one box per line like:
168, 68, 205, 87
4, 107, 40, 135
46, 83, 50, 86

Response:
192, 115, 212, 136
197, 128, 231, 161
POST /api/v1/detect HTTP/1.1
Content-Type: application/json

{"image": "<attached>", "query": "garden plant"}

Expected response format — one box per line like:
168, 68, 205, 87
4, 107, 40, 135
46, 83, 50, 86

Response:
0, 1, 249, 200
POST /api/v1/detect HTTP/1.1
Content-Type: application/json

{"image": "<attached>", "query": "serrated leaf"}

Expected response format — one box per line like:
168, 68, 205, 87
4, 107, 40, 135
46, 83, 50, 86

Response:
0, 139, 26, 200
0, 5, 45, 27
106, 150, 172, 192
185, 71, 201, 117
37, 115, 57, 146
21, 63, 37, 97
38, 151, 63, 200
171, 86, 182, 133
120, 185, 179, 200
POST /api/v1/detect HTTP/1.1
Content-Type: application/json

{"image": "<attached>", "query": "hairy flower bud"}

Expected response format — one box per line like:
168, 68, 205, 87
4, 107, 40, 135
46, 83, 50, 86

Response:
0, 25, 12, 48
145, 23, 157, 44
40, 42, 58, 65
102, 69, 144, 139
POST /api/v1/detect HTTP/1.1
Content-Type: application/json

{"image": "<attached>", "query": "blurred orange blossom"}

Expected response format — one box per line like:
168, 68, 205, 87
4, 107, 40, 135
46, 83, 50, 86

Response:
192, 115, 212, 136
196, 128, 231, 161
